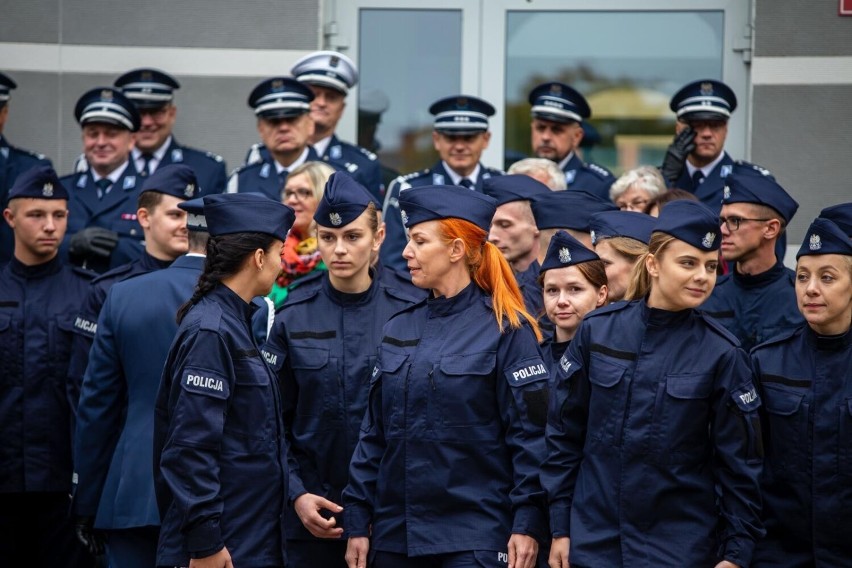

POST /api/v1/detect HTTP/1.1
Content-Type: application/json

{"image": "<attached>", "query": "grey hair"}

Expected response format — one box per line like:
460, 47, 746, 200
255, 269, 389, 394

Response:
609, 165, 666, 202
508, 158, 567, 190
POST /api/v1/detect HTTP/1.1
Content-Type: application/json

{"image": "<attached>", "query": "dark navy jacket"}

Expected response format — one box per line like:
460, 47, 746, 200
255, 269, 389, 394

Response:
516, 260, 543, 320
702, 261, 803, 352
674, 152, 734, 211
751, 325, 852, 567
343, 283, 549, 556
0, 255, 92, 493
561, 153, 615, 202
0, 135, 52, 262
246, 135, 383, 201
153, 138, 227, 197
73, 255, 204, 530
227, 146, 329, 201
261, 270, 420, 541
380, 161, 503, 272
154, 284, 288, 566
542, 299, 764, 567
60, 161, 145, 273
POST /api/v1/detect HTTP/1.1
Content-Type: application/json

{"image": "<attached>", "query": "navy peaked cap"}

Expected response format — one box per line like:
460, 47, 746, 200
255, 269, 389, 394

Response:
482, 175, 551, 206
528, 82, 591, 124
249, 77, 314, 119
589, 210, 656, 245
8, 165, 68, 200
670, 79, 737, 122
398, 185, 496, 232
541, 230, 600, 272
114, 68, 180, 108
74, 87, 141, 131
314, 172, 378, 228
203, 193, 295, 239
291, 50, 358, 94
429, 95, 495, 134
653, 200, 721, 251
0, 71, 16, 105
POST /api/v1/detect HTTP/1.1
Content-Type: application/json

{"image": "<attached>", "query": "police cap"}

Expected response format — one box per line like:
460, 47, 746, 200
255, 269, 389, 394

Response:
314, 172, 378, 228
541, 230, 600, 272
530, 190, 617, 232
722, 172, 798, 223
74, 87, 141, 132
589, 210, 656, 246
203, 193, 295, 239
653, 200, 721, 251
482, 175, 551, 207
291, 50, 358, 95
141, 164, 198, 200
249, 77, 314, 119
429, 95, 495, 135
0, 71, 16, 106
670, 79, 737, 122
398, 185, 496, 232
8, 165, 68, 200
819, 203, 852, 239
797, 217, 852, 258
178, 197, 207, 232
528, 82, 591, 124
114, 68, 180, 109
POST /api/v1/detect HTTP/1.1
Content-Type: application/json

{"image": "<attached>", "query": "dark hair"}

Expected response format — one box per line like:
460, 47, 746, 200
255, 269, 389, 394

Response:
176, 232, 278, 323
137, 190, 166, 211
187, 230, 209, 253
624, 232, 678, 300
644, 188, 698, 215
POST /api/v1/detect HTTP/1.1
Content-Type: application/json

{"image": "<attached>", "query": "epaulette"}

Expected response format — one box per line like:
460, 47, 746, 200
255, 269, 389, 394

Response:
584, 299, 632, 319
230, 162, 261, 176
380, 280, 424, 304
71, 265, 97, 281
586, 162, 612, 179
697, 310, 741, 346
281, 271, 325, 306
9, 144, 48, 161
401, 169, 430, 181
750, 324, 802, 353
388, 296, 428, 321
733, 159, 773, 178
182, 144, 224, 163
356, 146, 378, 161
91, 262, 135, 285
198, 302, 223, 332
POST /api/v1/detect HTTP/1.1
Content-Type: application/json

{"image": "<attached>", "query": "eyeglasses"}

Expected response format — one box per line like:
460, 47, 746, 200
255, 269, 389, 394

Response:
719, 216, 770, 231
283, 188, 315, 201
616, 198, 648, 211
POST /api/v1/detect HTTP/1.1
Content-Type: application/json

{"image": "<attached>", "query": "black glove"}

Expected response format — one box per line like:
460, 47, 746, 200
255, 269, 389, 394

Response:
69, 227, 119, 259
74, 515, 106, 556
660, 126, 696, 186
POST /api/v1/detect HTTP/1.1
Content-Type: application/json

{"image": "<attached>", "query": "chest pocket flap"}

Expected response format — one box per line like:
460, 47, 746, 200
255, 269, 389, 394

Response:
666, 373, 714, 399
379, 350, 409, 376
289, 346, 330, 370
588, 354, 629, 388
763, 385, 804, 416
0, 314, 11, 332
440, 351, 496, 377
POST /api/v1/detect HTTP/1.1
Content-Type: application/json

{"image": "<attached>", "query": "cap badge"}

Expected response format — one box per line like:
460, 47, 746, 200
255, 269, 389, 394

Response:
271, 79, 284, 91
723, 186, 731, 199
809, 233, 822, 251
329, 212, 342, 226
42, 182, 54, 197
550, 84, 563, 95
400, 210, 409, 225
329, 55, 340, 68
558, 247, 572, 264
457, 97, 468, 109
590, 230, 597, 245
184, 183, 195, 197
101, 89, 114, 100
700, 82, 714, 96
702, 232, 716, 249
141, 71, 153, 81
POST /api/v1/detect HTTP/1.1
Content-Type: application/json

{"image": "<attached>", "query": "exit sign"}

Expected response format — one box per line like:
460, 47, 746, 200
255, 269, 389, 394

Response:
842, 0, 852, 15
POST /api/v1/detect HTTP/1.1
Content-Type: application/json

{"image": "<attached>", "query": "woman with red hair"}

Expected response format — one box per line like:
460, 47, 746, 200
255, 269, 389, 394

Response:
343, 185, 549, 568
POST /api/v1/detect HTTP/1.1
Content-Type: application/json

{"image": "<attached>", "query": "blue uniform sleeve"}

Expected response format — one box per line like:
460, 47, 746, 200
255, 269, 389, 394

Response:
66, 283, 108, 422
541, 325, 590, 537
711, 347, 765, 566
342, 348, 386, 538
73, 289, 127, 517
495, 323, 550, 540
208, 160, 227, 197
379, 178, 408, 273
360, 158, 384, 202
158, 329, 234, 558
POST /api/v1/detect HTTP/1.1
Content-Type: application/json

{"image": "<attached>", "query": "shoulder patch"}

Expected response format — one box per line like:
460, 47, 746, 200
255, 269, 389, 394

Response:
203, 151, 224, 163
505, 356, 550, 386
73, 314, 98, 337
357, 146, 378, 161
731, 384, 760, 413
181, 366, 229, 400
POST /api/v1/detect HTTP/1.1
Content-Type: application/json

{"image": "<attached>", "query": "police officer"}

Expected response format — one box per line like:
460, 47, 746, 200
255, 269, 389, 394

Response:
0, 71, 53, 263
228, 77, 333, 200
61, 87, 142, 273
527, 82, 615, 200
701, 168, 803, 350
72, 197, 211, 567
483, 174, 550, 318
246, 52, 383, 201
67, 164, 197, 409
750, 216, 852, 567
543, 200, 764, 568
154, 193, 295, 567
531, 189, 617, 258
588, 210, 655, 303
262, 173, 420, 567
114, 68, 227, 197
344, 185, 548, 568
0, 166, 94, 567
381, 95, 503, 273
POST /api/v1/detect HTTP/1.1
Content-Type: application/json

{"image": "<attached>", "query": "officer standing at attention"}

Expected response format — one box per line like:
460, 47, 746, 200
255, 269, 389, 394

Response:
344, 185, 548, 568
0, 166, 94, 567
228, 77, 330, 200
701, 168, 803, 351
60, 87, 142, 273
246, 52, 383, 201
381, 95, 503, 272
543, 200, 764, 568
154, 193, 295, 568
67, 164, 197, 409
527, 82, 614, 200
262, 173, 420, 567
114, 68, 226, 197
750, 216, 852, 566
0, 71, 53, 263
71, 196, 210, 567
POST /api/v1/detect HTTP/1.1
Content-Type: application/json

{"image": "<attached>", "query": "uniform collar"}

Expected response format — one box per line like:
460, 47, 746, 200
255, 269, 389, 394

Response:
275, 146, 310, 174
442, 161, 481, 186
313, 134, 333, 157
557, 151, 577, 171
91, 159, 130, 184
323, 269, 377, 306
0, 135, 8, 149
140, 250, 174, 271
132, 136, 171, 161
639, 297, 693, 326
209, 283, 258, 322
8, 253, 63, 279
686, 151, 726, 179
732, 260, 786, 288
427, 280, 480, 317
805, 324, 852, 351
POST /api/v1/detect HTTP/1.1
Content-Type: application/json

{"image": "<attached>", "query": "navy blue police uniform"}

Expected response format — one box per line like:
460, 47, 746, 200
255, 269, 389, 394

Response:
61, 87, 144, 273
750, 218, 852, 567
261, 173, 420, 566
542, 201, 764, 567
72, 197, 212, 568
153, 193, 295, 567
344, 185, 549, 565
135, 138, 225, 197
527, 82, 615, 200
701, 170, 803, 350
230, 145, 327, 200
0, 166, 94, 566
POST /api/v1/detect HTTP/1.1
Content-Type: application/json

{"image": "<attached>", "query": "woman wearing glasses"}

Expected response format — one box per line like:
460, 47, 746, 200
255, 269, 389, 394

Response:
543, 201, 763, 568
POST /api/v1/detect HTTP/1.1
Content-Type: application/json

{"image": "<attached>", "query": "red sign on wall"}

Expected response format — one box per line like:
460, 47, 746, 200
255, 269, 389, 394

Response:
841, 0, 852, 16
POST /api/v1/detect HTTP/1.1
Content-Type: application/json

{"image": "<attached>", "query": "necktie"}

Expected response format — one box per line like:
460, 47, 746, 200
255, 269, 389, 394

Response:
459, 178, 474, 189
140, 154, 153, 177
691, 170, 705, 189
95, 178, 112, 200
278, 170, 288, 190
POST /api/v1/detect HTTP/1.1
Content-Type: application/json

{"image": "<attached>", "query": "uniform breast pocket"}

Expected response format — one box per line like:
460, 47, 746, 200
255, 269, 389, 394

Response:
289, 346, 336, 418
435, 352, 497, 428
587, 354, 629, 445
229, 357, 274, 443
0, 314, 19, 372
656, 372, 713, 459
377, 351, 410, 433
762, 385, 807, 477
839, 398, 852, 478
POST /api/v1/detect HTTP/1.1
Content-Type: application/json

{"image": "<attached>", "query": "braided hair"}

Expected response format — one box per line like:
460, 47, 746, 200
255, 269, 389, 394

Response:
176, 232, 278, 323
